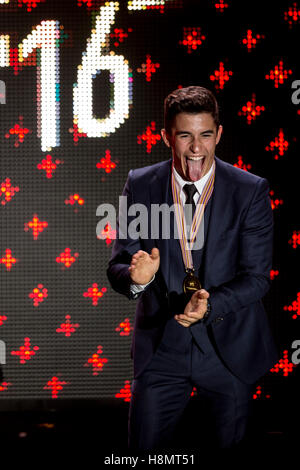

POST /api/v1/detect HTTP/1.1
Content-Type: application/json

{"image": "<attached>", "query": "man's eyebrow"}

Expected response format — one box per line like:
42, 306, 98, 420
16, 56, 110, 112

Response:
175, 129, 215, 135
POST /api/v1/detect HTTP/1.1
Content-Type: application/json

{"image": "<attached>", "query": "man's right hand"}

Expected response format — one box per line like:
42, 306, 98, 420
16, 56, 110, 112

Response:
129, 248, 160, 285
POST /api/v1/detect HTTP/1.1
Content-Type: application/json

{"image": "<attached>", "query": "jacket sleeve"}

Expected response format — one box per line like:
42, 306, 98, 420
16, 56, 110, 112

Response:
106, 170, 142, 299
205, 177, 274, 324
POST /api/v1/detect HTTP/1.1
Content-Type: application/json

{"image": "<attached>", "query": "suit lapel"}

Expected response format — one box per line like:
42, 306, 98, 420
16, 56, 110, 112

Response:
202, 157, 235, 288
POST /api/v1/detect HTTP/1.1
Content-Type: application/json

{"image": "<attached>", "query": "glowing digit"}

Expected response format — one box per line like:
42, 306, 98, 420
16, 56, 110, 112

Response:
18, 21, 60, 151
73, 2, 130, 138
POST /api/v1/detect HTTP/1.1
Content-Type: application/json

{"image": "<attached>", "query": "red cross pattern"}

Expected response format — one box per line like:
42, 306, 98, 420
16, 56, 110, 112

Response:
98, 223, 117, 245
115, 380, 131, 402
284, 2, 300, 27
288, 231, 300, 249
179, 27, 206, 53
37, 154, 64, 179
270, 269, 279, 280
0, 249, 18, 271
265, 60, 293, 88
115, 318, 133, 336
137, 121, 161, 153
0, 382, 12, 392
269, 190, 283, 210
70, 123, 88, 144
56, 248, 79, 268
11, 337, 39, 364
215, 0, 228, 12
137, 55, 160, 82
284, 292, 300, 320
210, 62, 233, 90
5, 116, 32, 147
56, 315, 80, 337
238, 94, 265, 124
28, 284, 48, 307
241, 29, 265, 51
83, 283, 107, 306
110, 27, 133, 47
233, 155, 252, 172
44, 376, 69, 399
96, 150, 117, 174
0, 315, 7, 327
265, 129, 289, 160
270, 350, 296, 376
84, 345, 108, 376
24, 214, 48, 240
0, 178, 19, 206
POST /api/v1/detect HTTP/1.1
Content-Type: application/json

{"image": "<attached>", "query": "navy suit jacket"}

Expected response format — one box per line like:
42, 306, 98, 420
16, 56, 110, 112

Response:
107, 156, 278, 385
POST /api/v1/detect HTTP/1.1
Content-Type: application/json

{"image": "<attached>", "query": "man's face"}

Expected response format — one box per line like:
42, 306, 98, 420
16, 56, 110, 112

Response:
161, 112, 223, 182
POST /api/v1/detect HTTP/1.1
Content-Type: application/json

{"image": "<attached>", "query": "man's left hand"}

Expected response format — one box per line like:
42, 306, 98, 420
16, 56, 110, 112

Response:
174, 289, 210, 327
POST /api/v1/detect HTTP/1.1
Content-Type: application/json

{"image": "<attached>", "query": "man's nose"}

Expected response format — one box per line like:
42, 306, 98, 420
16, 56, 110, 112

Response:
190, 138, 203, 153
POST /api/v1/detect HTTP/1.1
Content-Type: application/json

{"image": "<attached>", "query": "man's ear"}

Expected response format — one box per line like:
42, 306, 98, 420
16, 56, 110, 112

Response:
161, 128, 171, 148
216, 124, 223, 145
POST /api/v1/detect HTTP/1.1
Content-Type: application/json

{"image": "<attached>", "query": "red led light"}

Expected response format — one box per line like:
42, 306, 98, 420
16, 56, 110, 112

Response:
115, 318, 133, 336
137, 55, 160, 82
265, 129, 289, 160
270, 350, 296, 376
37, 154, 64, 179
83, 283, 107, 306
56, 315, 80, 337
0, 382, 12, 392
96, 150, 117, 174
28, 284, 48, 307
265, 60, 293, 88
0, 315, 7, 327
85, 345, 108, 375
11, 337, 39, 364
69, 123, 88, 144
115, 380, 131, 402
0, 178, 19, 206
284, 2, 300, 27
43, 376, 69, 399
233, 155, 252, 171
98, 223, 117, 245
137, 121, 161, 153
215, 0, 228, 12
5, 116, 32, 147
24, 214, 48, 240
238, 93, 265, 124
56, 248, 79, 268
65, 193, 85, 210
270, 269, 279, 280
241, 30, 264, 51
284, 292, 300, 319
288, 231, 300, 249
269, 190, 283, 210
17, 0, 45, 12
209, 62, 233, 90
110, 27, 133, 47
179, 27, 206, 53
253, 385, 270, 400
0, 249, 18, 271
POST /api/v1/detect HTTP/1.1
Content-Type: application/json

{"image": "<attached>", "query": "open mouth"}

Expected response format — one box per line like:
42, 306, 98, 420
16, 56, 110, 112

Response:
184, 155, 205, 180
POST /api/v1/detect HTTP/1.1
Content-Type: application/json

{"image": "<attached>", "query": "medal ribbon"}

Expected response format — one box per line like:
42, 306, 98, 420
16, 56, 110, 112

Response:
171, 160, 216, 270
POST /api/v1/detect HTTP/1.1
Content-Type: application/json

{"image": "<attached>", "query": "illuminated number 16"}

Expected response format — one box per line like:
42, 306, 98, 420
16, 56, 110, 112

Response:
0, 2, 129, 151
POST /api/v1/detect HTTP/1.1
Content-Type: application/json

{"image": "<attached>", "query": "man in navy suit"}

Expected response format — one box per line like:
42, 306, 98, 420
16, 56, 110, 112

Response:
107, 86, 278, 451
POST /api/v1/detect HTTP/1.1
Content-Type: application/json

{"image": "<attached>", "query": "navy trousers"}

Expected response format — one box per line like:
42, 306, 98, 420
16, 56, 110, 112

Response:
128, 322, 254, 451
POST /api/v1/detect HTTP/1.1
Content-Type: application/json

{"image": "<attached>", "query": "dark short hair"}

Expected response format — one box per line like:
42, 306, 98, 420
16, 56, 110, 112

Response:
164, 86, 220, 134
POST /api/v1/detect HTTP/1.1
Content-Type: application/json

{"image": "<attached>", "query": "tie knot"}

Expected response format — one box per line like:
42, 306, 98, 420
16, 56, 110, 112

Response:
183, 183, 197, 204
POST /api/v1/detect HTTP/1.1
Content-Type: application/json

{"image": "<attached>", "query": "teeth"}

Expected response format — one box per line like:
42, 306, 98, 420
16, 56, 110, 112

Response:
186, 156, 205, 161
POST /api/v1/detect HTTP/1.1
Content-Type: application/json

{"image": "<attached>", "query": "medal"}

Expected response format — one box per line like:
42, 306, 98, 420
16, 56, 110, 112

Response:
183, 269, 202, 296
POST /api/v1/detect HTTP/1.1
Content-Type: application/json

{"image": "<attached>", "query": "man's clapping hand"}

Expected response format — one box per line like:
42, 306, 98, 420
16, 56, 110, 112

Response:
129, 248, 160, 285
175, 289, 210, 327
